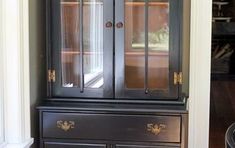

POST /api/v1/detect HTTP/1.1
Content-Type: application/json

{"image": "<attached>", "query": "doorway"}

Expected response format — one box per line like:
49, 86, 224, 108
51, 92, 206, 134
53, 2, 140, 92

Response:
209, 0, 235, 147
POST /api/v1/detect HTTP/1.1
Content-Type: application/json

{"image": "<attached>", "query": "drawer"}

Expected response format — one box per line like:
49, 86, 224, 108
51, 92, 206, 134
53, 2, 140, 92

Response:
116, 144, 179, 148
42, 112, 181, 143
44, 142, 107, 148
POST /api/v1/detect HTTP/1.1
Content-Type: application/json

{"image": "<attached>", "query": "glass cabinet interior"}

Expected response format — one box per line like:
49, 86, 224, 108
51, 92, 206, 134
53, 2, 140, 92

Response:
124, 1, 170, 90
60, 0, 104, 89
48, 0, 189, 100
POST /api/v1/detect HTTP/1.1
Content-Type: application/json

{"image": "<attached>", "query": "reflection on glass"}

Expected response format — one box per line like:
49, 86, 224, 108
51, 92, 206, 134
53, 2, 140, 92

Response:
125, 0, 145, 89
61, 0, 80, 87
125, 0, 170, 90
60, 0, 104, 88
83, 0, 104, 88
148, 1, 169, 90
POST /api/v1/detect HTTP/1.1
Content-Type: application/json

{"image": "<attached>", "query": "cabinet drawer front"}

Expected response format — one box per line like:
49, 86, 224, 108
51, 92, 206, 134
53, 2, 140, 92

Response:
116, 144, 179, 148
44, 142, 106, 148
42, 112, 181, 143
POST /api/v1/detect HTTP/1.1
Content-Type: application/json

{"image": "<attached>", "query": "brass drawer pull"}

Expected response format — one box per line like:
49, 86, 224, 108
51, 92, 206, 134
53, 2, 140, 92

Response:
57, 120, 75, 132
147, 123, 166, 135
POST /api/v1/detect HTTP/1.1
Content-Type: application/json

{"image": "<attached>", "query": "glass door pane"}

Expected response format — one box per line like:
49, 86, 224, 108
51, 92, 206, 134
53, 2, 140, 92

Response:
60, 0, 104, 89
51, 0, 113, 98
83, 0, 104, 89
61, 0, 80, 88
148, 1, 169, 90
115, 0, 180, 99
125, 0, 145, 89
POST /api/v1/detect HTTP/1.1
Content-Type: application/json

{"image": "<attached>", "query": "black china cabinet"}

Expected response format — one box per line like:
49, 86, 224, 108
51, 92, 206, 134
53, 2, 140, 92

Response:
38, 0, 188, 147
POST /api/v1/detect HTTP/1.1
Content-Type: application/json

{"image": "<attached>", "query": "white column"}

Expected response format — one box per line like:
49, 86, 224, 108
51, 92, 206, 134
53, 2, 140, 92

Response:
188, 0, 212, 147
1, 0, 33, 147
0, 0, 5, 146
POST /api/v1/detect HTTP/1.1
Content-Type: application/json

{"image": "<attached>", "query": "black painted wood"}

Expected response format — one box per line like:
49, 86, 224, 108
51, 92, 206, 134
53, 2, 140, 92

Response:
46, 0, 52, 97
38, 102, 187, 114
40, 0, 188, 148
44, 142, 107, 148
116, 144, 179, 148
42, 112, 181, 143
47, 0, 184, 100
49, 0, 113, 98
114, 0, 182, 99
38, 103, 188, 148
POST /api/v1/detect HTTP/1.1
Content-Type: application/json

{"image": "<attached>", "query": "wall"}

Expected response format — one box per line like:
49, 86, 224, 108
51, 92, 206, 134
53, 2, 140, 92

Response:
182, 0, 190, 95
29, 0, 46, 147
0, 0, 4, 144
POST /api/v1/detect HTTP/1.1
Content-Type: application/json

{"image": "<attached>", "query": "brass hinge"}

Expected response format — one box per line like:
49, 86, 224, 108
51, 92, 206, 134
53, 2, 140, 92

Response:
48, 70, 55, 82
174, 72, 183, 85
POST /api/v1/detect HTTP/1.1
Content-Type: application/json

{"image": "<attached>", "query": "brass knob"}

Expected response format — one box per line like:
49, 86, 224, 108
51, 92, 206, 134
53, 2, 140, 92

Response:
116, 22, 124, 28
105, 21, 113, 28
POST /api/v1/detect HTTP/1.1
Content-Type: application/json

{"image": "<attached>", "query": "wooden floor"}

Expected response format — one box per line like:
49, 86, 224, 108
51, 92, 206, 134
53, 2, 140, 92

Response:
209, 80, 235, 148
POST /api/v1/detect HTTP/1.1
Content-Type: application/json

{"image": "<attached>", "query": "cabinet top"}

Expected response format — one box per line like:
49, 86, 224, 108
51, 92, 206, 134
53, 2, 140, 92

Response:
38, 101, 188, 114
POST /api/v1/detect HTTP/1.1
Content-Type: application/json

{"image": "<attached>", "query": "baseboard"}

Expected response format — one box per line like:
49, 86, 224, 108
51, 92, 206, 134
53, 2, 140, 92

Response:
3, 138, 34, 148
0, 142, 7, 148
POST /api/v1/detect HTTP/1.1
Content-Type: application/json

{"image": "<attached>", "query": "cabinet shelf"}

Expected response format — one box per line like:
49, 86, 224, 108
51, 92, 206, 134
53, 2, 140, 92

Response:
60, 1, 168, 6
213, 1, 229, 5
125, 2, 168, 6
61, 50, 169, 56
61, 1, 103, 5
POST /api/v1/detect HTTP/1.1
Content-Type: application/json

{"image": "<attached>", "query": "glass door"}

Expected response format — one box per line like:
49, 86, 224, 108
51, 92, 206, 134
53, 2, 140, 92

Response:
50, 0, 113, 98
115, 0, 181, 99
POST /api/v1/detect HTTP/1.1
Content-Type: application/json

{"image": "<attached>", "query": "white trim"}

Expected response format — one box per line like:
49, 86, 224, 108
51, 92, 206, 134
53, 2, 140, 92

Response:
188, 0, 212, 147
3, 0, 23, 142
0, 0, 33, 147
20, 0, 31, 140
0, 142, 7, 148
0, 0, 5, 144
4, 138, 34, 148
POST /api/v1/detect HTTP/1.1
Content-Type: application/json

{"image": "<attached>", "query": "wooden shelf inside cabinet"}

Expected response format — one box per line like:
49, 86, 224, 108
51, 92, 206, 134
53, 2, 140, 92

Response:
60, 2, 103, 5
60, 1, 169, 6
213, 1, 229, 5
125, 2, 169, 6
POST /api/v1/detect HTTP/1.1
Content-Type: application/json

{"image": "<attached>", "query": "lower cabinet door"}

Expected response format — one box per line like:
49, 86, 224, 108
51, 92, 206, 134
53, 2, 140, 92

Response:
44, 142, 107, 148
115, 144, 179, 148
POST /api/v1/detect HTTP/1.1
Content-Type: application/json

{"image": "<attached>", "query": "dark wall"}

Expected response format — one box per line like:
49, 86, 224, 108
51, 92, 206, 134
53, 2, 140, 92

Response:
29, 0, 46, 147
